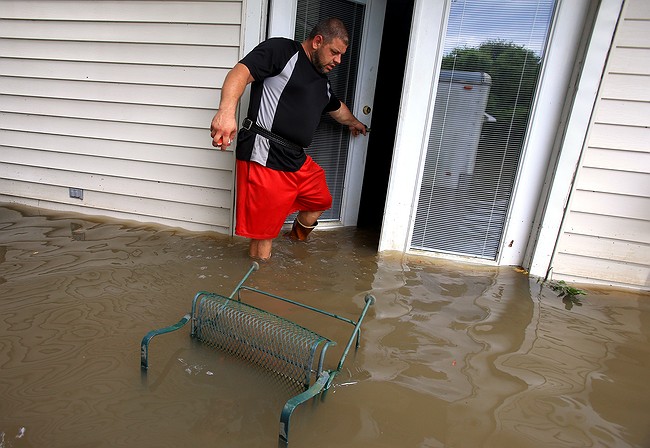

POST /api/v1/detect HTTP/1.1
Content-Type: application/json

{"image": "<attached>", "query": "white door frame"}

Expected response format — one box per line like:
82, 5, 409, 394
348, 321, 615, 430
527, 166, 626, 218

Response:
268, 0, 297, 38
524, 0, 624, 277
498, 0, 598, 266
267, 0, 386, 226
241, 0, 269, 54
378, 0, 451, 253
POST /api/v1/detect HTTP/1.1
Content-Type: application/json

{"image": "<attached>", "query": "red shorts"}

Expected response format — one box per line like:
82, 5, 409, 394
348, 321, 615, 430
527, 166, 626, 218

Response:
235, 157, 332, 239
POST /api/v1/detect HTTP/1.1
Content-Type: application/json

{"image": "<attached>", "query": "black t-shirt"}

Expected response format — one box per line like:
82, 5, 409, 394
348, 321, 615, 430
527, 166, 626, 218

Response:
236, 38, 341, 171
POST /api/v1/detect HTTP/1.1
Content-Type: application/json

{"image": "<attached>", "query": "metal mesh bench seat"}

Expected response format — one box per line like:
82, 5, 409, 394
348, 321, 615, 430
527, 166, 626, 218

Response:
191, 291, 333, 390
140, 263, 374, 445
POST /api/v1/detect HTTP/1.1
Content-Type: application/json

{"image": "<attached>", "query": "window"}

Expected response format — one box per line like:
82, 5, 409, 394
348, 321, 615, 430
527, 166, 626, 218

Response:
412, 0, 557, 259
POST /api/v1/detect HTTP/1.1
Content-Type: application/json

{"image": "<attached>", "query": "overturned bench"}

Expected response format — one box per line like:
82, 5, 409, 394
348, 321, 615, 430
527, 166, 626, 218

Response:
140, 262, 375, 445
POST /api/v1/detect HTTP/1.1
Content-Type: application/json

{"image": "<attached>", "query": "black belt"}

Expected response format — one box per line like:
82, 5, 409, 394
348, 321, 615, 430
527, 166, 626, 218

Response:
241, 118, 304, 152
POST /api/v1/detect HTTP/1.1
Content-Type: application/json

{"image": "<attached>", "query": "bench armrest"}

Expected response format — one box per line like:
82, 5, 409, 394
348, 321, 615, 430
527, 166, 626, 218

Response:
279, 371, 330, 445
140, 313, 191, 370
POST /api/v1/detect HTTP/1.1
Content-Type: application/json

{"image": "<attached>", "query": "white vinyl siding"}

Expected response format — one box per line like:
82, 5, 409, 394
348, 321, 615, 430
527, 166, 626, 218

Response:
552, 0, 650, 289
0, 0, 242, 232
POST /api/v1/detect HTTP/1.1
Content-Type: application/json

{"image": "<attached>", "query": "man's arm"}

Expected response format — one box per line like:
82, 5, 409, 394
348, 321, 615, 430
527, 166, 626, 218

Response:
210, 63, 255, 150
329, 102, 368, 136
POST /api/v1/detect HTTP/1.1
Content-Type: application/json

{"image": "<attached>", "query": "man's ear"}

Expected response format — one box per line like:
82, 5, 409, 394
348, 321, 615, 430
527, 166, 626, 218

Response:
313, 34, 324, 48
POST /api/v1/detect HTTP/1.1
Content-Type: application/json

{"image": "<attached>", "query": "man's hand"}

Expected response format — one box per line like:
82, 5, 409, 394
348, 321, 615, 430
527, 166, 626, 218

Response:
210, 111, 237, 150
329, 102, 368, 137
209, 63, 255, 150
348, 121, 367, 137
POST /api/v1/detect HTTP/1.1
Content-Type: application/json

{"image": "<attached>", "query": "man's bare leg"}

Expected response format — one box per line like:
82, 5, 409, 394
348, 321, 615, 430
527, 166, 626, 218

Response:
249, 238, 273, 260
250, 211, 324, 259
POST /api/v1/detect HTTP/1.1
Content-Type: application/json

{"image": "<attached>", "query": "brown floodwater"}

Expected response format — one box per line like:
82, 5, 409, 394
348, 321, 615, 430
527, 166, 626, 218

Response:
1, 204, 649, 448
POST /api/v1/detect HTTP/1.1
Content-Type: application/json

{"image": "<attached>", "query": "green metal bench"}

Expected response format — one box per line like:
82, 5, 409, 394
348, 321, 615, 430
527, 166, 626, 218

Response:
140, 262, 375, 445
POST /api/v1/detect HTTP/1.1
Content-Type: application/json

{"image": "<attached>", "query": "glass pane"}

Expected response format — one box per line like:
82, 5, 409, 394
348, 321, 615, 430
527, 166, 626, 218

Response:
292, 0, 365, 221
412, 0, 556, 259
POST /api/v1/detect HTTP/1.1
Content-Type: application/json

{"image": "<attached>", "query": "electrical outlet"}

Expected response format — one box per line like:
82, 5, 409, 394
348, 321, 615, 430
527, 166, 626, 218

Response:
69, 188, 84, 200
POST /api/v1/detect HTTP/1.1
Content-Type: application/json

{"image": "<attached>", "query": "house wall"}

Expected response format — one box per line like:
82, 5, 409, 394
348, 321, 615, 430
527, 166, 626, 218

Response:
551, 0, 650, 290
0, 0, 241, 233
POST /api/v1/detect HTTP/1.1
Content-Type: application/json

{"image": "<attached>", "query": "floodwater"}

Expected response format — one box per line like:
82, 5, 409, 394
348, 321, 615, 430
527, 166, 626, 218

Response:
1, 204, 649, 448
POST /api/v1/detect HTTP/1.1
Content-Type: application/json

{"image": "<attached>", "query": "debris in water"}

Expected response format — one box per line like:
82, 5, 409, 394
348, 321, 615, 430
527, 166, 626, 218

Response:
17, 427, 26, 438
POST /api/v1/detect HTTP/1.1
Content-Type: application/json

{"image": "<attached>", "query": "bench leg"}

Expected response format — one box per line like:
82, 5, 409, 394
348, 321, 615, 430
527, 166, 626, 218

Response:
279, 371, 330, 445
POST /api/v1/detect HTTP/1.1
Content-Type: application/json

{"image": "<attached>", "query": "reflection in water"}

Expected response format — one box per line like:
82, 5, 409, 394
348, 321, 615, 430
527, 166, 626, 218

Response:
0, 204, 648, 448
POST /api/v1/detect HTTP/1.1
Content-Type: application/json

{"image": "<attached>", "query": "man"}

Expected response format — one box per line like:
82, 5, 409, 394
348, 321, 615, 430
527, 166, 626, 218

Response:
210, 17, 367, 261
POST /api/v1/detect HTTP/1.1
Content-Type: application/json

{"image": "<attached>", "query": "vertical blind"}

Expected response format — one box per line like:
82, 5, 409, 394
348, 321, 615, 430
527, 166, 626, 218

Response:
293, 0, 365, 221
411, 0, 556, 259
